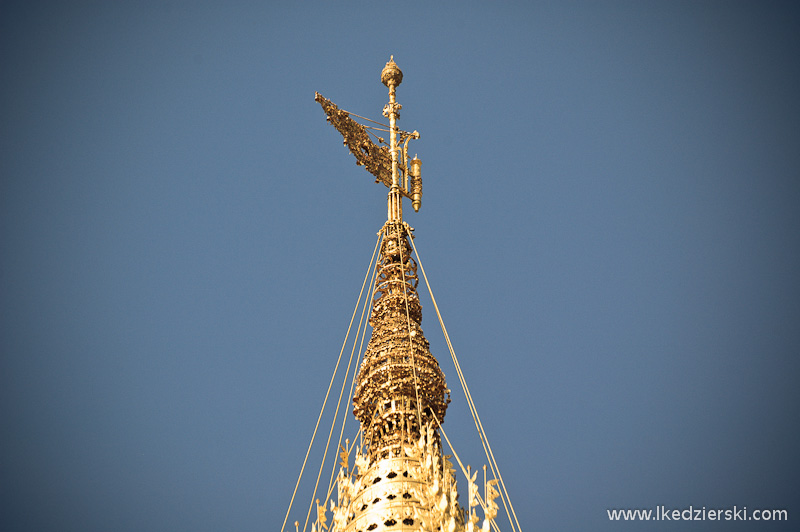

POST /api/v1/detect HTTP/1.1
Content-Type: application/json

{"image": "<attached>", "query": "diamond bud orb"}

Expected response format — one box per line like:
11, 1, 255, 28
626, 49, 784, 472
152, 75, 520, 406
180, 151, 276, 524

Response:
381, 56, 403, 88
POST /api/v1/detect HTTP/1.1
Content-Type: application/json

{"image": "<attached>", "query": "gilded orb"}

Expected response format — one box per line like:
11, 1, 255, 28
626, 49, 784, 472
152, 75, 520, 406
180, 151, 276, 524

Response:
380, 55, 403, 88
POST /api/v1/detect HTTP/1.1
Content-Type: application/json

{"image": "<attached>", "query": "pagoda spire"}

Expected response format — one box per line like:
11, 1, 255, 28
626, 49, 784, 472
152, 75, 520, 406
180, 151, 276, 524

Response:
314, 57, 463, 532
286, 58, 516, 532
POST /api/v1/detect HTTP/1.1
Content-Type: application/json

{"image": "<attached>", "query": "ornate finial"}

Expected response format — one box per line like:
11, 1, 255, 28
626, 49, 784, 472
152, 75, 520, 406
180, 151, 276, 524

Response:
315, 58, 421, 217
381, 55, 403, 88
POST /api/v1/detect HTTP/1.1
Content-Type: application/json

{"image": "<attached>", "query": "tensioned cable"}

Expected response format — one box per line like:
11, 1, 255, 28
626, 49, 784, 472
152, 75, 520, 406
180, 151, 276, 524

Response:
413, 239, 520, 532
321, 231, 384, 505
355, 224, 391, 454
409, 236, 522, 532
302, 231, 384, 532
338, 109, 413, 143
432, 414, 469, 485
280, 232, 382, 532
430, 295, 519, 532
433, 415, 501, 532
340, 109, 389, 129
365, 129, 388, 145
364, 125, 391, 134
408, 236, 491, 465
427, 297, 517, 532
302, 276, 370, 531
321, 302, 372, 505
321, 427, 362, 504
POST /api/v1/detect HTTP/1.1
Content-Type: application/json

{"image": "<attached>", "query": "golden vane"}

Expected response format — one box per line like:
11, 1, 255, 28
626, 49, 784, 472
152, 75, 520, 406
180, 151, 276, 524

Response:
315, 56, 422, 217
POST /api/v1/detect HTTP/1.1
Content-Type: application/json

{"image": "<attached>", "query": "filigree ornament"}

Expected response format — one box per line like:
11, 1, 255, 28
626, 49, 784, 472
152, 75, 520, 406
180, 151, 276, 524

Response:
468, 469, 478, 509
315, 93, 393, 189
317, 500, 328, 531
382, 102, 402, 119
353, 223, 450, 463
485, 479, 500, 521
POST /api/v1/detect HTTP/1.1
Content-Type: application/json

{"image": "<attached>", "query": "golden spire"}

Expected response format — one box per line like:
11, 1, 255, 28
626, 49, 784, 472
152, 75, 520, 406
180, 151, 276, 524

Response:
285, 58, 515, 532
314, 58, 463, 532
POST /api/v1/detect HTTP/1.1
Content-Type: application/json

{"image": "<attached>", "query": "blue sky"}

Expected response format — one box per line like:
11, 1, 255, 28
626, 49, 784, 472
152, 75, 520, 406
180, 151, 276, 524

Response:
1, 2, 798, 531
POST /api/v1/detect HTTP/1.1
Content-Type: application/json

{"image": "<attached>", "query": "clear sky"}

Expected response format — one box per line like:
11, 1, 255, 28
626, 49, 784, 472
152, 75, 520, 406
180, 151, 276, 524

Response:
1, 1, 798, 531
